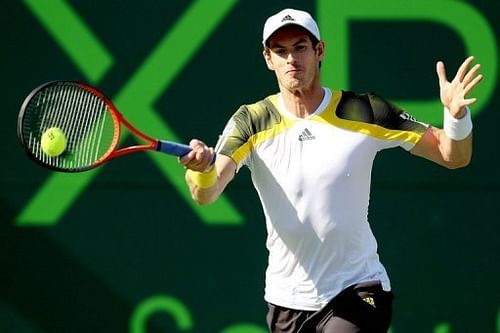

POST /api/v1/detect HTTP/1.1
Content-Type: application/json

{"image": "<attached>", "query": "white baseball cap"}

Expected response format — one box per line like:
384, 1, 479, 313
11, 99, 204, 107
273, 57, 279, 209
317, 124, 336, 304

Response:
262, 8, 320, 46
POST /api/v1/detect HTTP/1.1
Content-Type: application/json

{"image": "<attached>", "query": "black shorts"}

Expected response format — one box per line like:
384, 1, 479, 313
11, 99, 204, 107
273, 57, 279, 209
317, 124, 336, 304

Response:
266, 281, 393, 333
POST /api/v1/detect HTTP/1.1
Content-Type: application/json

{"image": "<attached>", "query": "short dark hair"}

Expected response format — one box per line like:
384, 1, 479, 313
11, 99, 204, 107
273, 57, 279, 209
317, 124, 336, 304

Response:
308, 32, 320, 48
264, 28, 320, 48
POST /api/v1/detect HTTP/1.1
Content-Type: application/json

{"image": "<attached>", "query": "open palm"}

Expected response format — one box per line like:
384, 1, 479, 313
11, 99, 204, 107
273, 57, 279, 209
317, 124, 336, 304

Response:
436, 56, 483, 118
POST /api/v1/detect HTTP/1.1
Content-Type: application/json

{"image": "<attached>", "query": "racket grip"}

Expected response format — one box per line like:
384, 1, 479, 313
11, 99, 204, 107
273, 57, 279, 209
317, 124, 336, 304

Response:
156, 140, 192, 157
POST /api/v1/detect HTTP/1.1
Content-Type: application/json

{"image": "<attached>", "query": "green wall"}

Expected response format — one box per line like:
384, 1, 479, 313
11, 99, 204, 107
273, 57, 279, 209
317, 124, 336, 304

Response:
1, 0, 499, 332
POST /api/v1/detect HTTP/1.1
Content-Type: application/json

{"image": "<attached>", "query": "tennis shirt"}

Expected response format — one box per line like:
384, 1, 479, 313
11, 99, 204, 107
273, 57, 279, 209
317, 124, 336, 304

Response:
215, 88, 428, 311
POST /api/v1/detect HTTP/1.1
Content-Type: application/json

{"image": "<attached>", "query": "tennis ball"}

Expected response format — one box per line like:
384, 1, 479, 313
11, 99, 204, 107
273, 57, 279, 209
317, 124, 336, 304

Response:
41, 127, 67, 157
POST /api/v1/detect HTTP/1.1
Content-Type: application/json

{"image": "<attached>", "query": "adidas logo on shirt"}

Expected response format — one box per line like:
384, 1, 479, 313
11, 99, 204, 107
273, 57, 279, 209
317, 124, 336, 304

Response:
298, 128, 316, 141
281, 14, 295, 22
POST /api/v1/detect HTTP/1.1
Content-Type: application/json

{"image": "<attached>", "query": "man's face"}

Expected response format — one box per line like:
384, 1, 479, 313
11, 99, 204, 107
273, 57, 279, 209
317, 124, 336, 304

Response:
263, 25, 324, 92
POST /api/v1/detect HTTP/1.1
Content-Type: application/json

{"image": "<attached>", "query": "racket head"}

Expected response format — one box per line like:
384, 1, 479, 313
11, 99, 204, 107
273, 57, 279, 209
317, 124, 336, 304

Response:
18, 81, 120, 172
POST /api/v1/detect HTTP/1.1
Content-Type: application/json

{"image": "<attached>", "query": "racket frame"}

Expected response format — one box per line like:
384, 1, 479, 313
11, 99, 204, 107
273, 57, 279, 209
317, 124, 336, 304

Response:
18, 81, 190, 173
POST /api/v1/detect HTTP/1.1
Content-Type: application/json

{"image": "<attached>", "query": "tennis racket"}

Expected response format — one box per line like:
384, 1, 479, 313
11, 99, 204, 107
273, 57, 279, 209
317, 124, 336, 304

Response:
17, 80, 192, 172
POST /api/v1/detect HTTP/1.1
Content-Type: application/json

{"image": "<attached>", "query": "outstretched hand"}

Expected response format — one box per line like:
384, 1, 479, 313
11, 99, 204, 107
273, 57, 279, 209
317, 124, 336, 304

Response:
436, 56, 483, 118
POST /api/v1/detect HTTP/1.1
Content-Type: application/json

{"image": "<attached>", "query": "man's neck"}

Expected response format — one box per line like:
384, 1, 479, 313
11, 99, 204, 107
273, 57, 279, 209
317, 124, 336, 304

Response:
279, 84, 325, 118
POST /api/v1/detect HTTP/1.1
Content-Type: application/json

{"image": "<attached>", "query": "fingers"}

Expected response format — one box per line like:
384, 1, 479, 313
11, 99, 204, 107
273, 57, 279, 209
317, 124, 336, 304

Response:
439, 56, 482, 109
436, 61, 447, 86
462, 63, 481, 87
463, 73, 483, 96
455, 55, 475, 82
463, 96, 478, 104
179, 139, 215, 172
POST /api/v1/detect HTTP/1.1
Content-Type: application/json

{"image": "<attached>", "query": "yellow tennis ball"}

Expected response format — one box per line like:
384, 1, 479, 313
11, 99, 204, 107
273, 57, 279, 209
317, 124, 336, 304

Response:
41, 127, 67, 157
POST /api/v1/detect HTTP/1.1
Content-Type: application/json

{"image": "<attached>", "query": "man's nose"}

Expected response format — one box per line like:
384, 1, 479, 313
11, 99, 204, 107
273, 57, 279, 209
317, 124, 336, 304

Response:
286, 51, 297, 64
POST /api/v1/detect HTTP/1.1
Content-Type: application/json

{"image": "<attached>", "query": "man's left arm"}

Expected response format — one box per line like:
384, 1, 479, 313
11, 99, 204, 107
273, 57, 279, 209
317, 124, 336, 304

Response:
411, 56, 482, 169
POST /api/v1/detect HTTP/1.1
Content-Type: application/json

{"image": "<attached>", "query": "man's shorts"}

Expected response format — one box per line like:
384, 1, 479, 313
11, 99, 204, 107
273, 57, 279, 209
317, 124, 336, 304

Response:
266, 281, 393, 333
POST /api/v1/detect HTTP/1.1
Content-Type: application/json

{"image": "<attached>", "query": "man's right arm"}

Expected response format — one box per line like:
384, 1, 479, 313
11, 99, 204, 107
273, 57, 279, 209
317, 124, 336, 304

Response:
180, 139, 237, 205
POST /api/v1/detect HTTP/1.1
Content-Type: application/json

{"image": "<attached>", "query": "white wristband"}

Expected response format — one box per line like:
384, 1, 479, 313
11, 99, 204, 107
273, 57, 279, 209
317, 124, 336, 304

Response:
443, 106, 473, 141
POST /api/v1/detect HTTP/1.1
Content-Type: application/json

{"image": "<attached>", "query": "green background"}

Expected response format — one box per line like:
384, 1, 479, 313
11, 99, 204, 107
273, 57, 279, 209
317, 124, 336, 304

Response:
1, 1, 499, 332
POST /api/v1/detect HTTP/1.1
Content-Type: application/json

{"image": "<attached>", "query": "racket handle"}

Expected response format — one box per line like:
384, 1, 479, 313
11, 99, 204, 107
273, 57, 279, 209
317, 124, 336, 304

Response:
156, 140, 192, 157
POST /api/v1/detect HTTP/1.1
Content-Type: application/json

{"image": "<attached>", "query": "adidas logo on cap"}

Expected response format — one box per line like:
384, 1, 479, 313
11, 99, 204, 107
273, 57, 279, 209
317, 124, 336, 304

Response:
281, 14, 295, 22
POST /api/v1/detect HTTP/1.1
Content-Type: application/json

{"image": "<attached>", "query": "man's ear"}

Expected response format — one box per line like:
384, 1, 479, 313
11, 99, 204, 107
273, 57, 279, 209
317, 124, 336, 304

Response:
263, 48, 274, 71
315, 41, 325, 62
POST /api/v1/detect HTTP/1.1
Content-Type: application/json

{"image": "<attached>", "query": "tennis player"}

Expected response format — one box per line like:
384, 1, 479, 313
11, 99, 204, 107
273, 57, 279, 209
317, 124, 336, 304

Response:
179, 8, 481, 333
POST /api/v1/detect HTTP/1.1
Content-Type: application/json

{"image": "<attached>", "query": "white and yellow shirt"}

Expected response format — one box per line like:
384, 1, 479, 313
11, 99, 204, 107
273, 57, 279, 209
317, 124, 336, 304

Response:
216, 88, 427, 311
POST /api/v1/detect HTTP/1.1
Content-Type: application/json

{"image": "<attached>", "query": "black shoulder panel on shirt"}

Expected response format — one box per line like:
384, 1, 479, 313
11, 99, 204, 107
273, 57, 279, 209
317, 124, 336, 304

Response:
336, 91, 427, 133
233, 98, 282, 139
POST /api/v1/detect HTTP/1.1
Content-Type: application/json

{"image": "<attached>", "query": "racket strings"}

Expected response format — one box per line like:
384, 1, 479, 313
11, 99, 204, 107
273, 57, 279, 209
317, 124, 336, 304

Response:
21, 82, 117, 171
